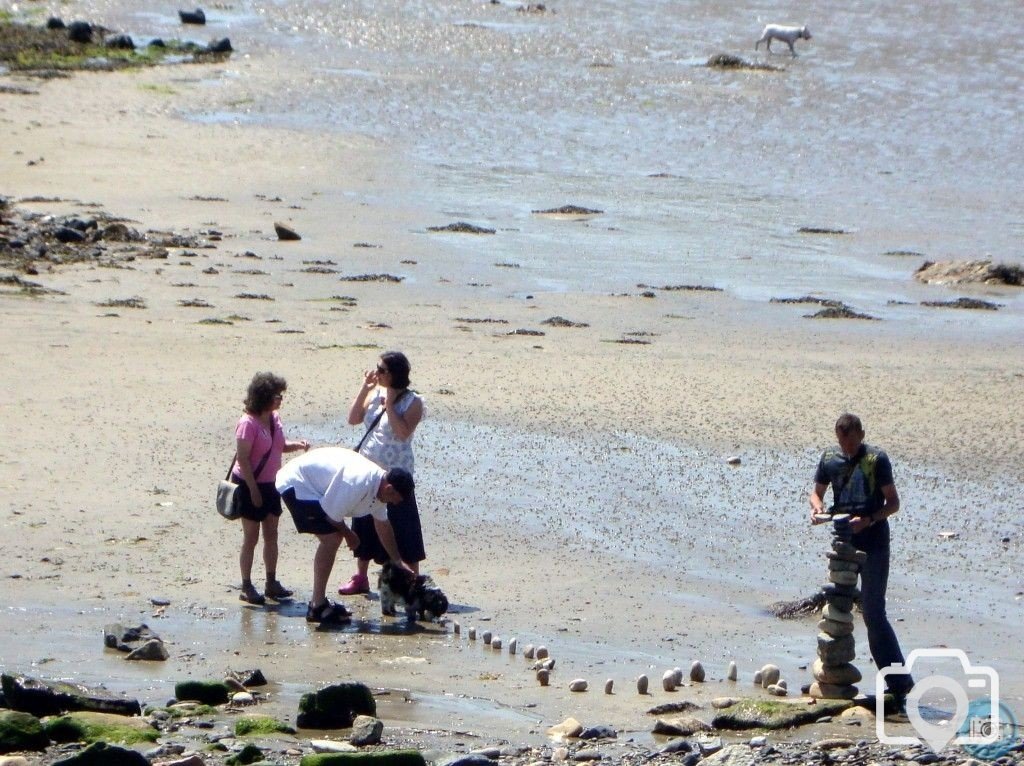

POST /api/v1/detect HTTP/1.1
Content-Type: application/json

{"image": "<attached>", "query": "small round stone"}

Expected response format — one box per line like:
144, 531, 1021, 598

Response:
536, 646, 549, 660
604, 679, 614, 695
569, 679, 588, 692
482, 630, 493, 645
662, 670, 677, 692
727, 661, 738, 681
453, 621, 461, 634
759, 664, 780, 689
523, 644, 535, 659
491, 637, 502, 650
690, 661, 706, 683
468, 627, 477, 640
508, 637, 517, 655
537, 668, 550, 686
752, 670, 763, 686
637, 674, 649, 695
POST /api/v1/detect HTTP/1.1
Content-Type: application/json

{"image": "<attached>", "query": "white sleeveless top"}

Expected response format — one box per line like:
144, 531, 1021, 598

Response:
357, 390, 423, 474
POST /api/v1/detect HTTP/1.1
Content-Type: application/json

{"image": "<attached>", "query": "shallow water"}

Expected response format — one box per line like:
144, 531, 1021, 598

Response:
71, 0, 1024, 328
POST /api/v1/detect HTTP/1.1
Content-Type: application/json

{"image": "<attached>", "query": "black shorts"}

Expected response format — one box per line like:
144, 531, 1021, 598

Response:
280, 488, 338, 536
231, 479, 282, 522
351, 489, 426, 564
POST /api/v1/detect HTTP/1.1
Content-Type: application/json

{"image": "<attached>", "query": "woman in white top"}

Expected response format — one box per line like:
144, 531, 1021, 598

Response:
338, 351, 426, 595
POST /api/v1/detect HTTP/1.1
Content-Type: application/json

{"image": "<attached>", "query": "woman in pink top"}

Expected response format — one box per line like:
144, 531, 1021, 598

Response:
232, 372, 310, 605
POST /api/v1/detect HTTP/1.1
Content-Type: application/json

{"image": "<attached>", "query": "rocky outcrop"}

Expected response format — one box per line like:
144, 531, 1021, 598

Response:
914, 259, 1022, 286
0, 674, 142, 718
297, 682, 376, 729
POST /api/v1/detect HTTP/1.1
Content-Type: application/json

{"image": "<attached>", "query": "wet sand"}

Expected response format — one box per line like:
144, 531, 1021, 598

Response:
1, 64, 1023, 753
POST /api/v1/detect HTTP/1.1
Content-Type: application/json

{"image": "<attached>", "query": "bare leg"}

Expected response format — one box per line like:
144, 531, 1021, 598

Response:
312, 532, 343, 607
261, 513, 279, 579
239, 518, 261, 585
356, 557, 370, 578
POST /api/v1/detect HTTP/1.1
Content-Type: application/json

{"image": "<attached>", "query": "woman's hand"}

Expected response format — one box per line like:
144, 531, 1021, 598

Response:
362, 369, 378, 388
249, 485, 263, 508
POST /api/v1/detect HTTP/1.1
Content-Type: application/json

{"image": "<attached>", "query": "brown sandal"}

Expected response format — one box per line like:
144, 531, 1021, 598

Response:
265, 580, 293, 600
239, 584, 266, 605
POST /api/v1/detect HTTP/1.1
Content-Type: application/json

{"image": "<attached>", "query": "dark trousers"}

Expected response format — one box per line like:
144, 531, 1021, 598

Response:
856, 521, 913, 695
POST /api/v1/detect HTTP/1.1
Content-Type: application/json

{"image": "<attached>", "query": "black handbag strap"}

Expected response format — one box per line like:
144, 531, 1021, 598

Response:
355, 389, 412, 453
227, 416, 276, 481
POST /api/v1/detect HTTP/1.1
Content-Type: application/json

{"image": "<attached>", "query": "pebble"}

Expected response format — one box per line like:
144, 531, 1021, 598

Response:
468, 627, 477, 640
672, 667, 684, 685
569, 679, 588, 692
537, 668, 550, 686
536, 646, 549, 659
690, 661, 706, 683
523, 644, 535, 659
454, 621, 461, 634
711, 697, 738, 709
491, 637, 502, 650
637, 674, 649, 694
752, 670, 763, 686
548, 717, 583, 738
231, 692, 255, 705
726, 455, 742, 465
508, 637, 517, 654
766, 683, 787, 697
482, 630, 493, 645
604, 679, 613, 694
822, 604, 854, 623
224, 676, 247, 693
814, 737, 855, 750
727, 661, 737, 681
662, 670, 677, 692
749, 736, 768, 747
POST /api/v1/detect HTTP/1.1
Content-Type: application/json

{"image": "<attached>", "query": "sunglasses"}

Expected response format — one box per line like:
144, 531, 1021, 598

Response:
376, 365, 389, 375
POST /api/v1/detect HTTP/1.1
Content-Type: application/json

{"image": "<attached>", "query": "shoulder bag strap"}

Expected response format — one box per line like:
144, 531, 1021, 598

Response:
354, 389, 412, 453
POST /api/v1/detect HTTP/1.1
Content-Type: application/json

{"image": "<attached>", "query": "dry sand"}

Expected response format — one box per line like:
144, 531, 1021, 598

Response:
1, 63, 1023, 750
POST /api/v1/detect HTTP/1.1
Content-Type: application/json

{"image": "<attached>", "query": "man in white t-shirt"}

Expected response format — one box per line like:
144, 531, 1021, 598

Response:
277, 447, 414, 624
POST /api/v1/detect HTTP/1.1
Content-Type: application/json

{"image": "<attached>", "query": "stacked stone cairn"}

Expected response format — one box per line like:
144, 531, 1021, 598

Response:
810, 514, 867, 700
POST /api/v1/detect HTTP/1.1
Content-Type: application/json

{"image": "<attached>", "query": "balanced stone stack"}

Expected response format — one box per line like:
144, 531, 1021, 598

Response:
810, 514, 867, 699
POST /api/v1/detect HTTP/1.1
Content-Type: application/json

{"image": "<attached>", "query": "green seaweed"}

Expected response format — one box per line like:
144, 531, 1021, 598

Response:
711, 698, 853, 730
235, 715, 296, 736
43, 711, 159, 745
300, 750, 427, 766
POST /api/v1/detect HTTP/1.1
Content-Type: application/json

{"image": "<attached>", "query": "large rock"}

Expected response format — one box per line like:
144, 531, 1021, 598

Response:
711, 698, 853, 730
652, 716, 711, 735
174, 680, 229, 705
43, 711, 159, 745
914, 259, 1023, 286
350, 715, 383, 746
816, 632, 856, 664
51, 741, 150, 765
700, 744, 757, 766
297, 683, 376, 729
0, 710, 49, 754
0, 674, 141, 717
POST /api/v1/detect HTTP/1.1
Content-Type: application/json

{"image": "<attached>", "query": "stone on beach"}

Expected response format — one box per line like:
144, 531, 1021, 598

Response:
274, 222, 301, 241
508, 637, 517, 654
827, 570, 858, 587
468, 627, 476, 640
637, 674, 649, 695
821, 604, 853, 623
662, 671, 677, 692
817, 618, 855, 637
523, 644, 535, 659
816, 634, 856, 665
569, 679, 588, 692
690, 661, 706, 683
758, 665, 780, 689
604, 679, 613, 694
752, 670, 762, 686
807, 681, 859, 700
727, 661, 737, 681
178, 8, 206, 24
536, 646, 549, 660
536, 669, 550, 686
548, 717, 583, 738
812, 659, 862, 686
482, 630, 492, 645
490, 636, 502, 650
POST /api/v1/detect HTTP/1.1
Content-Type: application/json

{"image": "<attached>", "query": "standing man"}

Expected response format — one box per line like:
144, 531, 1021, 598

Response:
277, 447, 415, 624
809, 413, 913, 701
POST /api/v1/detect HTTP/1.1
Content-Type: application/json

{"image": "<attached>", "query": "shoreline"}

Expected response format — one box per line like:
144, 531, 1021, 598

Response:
1, 47, 1023, 765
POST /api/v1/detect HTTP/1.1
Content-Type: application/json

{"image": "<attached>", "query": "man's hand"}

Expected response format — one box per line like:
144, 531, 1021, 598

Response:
850, 515, 874, 534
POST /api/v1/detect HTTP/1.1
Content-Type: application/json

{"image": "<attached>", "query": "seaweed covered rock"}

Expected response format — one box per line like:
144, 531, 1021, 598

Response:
914, 259, 1023, 286
297, 683, 376, 729
300, 751, 427, 766
43, 711, 158, 745
0, 674, 141, 717
711, 698, 852, 730
0, 710, 49, 753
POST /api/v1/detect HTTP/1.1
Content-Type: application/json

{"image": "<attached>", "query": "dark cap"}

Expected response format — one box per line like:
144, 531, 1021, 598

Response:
383, 467, 414, 501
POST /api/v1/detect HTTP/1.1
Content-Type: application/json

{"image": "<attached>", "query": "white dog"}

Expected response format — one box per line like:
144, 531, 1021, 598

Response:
755, 24, 812, 56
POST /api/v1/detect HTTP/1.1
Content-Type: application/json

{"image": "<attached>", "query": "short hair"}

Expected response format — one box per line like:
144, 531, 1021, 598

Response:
384, 467, 415, 501
380, 351, 411, 390
835, 413, 864, 435
244, 372, 287, 414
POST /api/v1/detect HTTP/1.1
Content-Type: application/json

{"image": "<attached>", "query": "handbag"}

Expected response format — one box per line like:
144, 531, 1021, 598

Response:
216, 417, 276, 520
354, 389, 411, 453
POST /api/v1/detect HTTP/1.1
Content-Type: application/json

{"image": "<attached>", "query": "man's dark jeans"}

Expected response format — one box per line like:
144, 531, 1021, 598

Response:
856, 520, 914, 696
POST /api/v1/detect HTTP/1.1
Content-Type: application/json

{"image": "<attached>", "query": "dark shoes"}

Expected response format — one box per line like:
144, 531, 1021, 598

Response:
239, 583, 266, 605
265, 580, 294, 600
306, 599, 351, 624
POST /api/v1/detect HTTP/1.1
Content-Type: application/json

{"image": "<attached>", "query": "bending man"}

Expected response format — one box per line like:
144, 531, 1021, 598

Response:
277, 447, 414, 624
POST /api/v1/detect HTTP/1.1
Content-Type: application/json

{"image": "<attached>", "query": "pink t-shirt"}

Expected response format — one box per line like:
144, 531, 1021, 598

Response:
232, 412, 285, 483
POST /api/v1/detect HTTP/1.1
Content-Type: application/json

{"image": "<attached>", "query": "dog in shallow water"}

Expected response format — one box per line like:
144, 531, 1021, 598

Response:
755, 24, 812, 56
378, 562, 449, 621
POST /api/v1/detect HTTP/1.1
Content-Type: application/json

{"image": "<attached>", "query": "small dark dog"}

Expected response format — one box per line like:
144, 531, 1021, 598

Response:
378, 563, 449, 621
